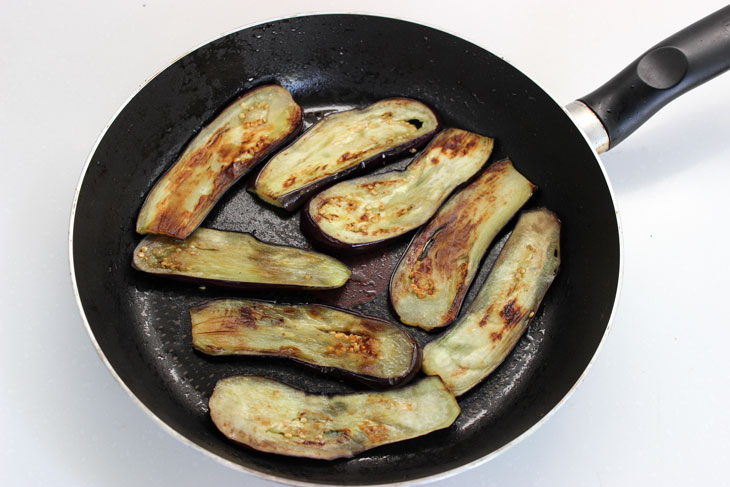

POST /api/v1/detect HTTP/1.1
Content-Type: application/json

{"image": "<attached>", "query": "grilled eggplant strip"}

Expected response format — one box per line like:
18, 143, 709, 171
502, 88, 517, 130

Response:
302, 128, 494, 252
252, 98, 439, 210
132, 227, 350, 289
191, 299, 420, 388
209, 375, 460, 460
136, 85, 302, 239
390, 159, 536, 331
422, 208, 561, 396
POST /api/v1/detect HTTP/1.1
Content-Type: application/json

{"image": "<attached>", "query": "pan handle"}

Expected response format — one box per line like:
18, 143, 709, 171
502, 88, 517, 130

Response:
568, 5, 730, 152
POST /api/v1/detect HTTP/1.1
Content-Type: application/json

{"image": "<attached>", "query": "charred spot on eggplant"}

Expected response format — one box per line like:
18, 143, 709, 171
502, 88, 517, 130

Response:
208, 375, 460, 460
132, 227, 350, 289
252, 98, 439, 210
390, 159, 536, 331
422, 208, 561, 396
191, 299, 420, 388
302, 128, 494, 253
136, 85, 303, 239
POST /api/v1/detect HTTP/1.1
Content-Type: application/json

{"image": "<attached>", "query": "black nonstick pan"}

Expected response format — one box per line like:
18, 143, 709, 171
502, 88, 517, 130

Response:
70, 7, 730, 486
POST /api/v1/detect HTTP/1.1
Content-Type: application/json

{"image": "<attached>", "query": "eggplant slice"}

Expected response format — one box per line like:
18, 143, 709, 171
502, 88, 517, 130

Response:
422, 208, 561, 396
209, 375, 460, 460
302, 128, 495, 253
136, 85, 302, 239
132, 227, 350, 289
390, 159, 536, 331
252, 98, 439, 210
191, 299, 420, 388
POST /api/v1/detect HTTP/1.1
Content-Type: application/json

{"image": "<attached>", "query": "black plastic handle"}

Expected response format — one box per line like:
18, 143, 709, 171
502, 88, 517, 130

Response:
580, 5, 730, 150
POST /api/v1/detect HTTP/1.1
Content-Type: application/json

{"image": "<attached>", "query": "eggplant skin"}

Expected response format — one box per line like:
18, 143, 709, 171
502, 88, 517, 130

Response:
136, 85, 303, 239
252, 98, 440, 211
422, 208, 561, 396
132, 227, 350, 290
209, 375, 460, 460
390, 159, 536, 331
302, 128, 494, 253
191, 299, 420, 389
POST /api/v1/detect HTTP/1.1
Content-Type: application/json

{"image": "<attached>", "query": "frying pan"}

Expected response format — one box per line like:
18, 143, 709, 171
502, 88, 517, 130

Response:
70, 7, 730, 486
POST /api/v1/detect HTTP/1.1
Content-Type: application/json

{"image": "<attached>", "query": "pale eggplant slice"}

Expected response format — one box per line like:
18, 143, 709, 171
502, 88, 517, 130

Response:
136, 85, 303, 239
422, 208, 561, 396
132, 227, 350, 290
302, 128, 494, 253
191, 299, 420, 388
252, 98, 439, 210
390, 159, 536, 331
209, 375, 460, 459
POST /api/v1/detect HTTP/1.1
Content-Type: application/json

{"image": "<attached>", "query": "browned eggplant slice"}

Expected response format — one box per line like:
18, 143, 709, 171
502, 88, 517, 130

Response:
252, 98, 439, 210
209, 375, 460, 459
390, 159, 536, 331
422, 208, 561, 396
132, 227, 350, 289
191, 299, 420, 388
136, 85, 303, 239
302, 128, 494, 253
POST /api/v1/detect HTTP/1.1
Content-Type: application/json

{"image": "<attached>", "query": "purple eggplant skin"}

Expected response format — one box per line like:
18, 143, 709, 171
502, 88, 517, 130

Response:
251, 98, 441, 211
301, 128, 495, 254
190, 298, 421, 389
136, 85, 303, 240
132, 228, 351, 291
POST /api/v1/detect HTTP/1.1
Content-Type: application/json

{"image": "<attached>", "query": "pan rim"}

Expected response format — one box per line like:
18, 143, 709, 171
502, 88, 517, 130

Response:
68, 10, 624, 487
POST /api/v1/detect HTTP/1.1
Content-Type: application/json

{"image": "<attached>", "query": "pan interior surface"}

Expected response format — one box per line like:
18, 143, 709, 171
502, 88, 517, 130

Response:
72, 14, 620, 485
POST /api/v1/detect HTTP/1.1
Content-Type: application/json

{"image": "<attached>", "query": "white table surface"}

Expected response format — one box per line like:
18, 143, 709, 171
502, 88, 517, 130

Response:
2, 1, 729, 485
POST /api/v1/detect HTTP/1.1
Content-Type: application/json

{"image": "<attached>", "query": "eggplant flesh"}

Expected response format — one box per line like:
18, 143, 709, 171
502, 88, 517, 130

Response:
191, 299, 420, 388
209, 375, 460, 460
252, 98, 439, 210
390, 159, 536, 331
302, 128, 494, 252
136, 85, 302, 239
422, 208, 561, 396
132, 227, 350, 289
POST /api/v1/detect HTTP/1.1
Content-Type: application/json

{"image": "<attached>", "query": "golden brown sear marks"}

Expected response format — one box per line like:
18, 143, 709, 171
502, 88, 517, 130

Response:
209, 376, 459, 459
358, 179, 405, 195
236, 306, 262, 329
306, 128, 495, 249
312, 177, 410, 236
359, 421, 391, 443
401, 161, 509, 305
253, 98, 438, 208
430, 130, 480, 157
283, 175, 297, 188
390, 156, 537, 331
499, 299, 525, 328
316, 195, 360, 222
276, 345, 302, 356
134, 227, 350, 289
324, 331, 379, 360
190, 299, 417, 387
408, 257, 435, 299
337, 150, 367, 164
137, 85, 301, 239
420, 208, 560, 395
477, 298, 526, 348
146, 128, 269, 236
412, 163, 514, 267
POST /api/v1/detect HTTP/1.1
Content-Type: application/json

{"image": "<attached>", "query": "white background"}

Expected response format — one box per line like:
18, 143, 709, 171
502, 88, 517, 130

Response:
2, 1, 729, 486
